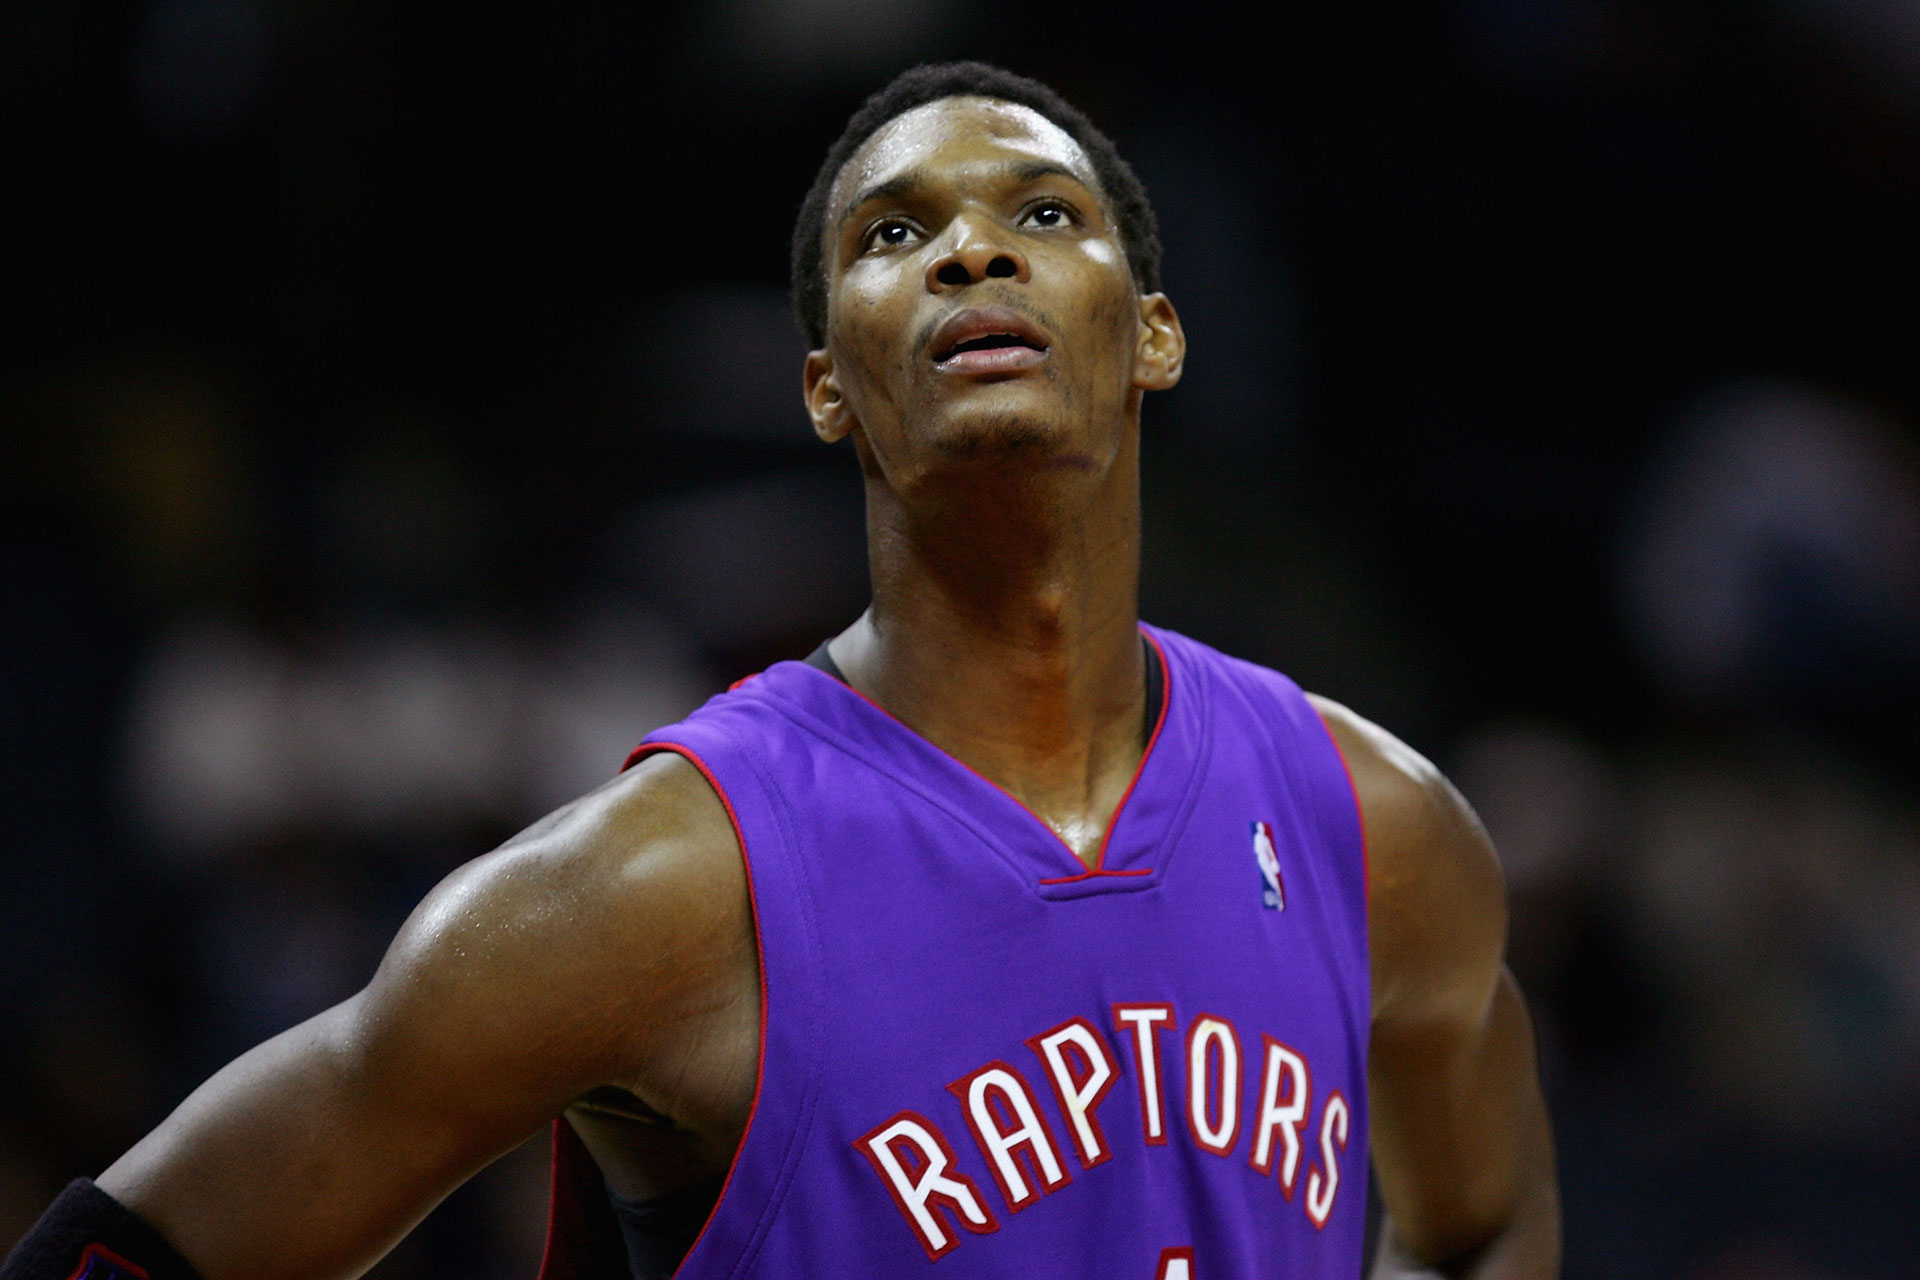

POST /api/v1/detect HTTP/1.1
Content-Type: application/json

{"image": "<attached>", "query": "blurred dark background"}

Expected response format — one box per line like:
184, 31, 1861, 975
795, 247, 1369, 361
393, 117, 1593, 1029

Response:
4, 2, 1918, 1277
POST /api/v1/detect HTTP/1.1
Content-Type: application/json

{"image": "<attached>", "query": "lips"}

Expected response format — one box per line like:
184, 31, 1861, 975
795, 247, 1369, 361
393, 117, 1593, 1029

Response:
928, 307, 1051, 373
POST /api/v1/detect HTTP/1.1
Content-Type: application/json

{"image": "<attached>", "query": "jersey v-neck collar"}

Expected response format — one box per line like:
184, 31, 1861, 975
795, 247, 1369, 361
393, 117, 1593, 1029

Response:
764, 624, 1209, 898
801, 632, 1166, 752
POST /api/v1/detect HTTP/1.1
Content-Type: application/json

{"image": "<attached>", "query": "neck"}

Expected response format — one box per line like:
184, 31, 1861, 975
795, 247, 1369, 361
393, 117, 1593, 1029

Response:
829, 427, 1147, 865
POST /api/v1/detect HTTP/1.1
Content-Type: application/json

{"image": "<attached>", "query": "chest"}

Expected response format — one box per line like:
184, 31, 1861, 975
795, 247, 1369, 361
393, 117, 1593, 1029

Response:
768, 743, 1370, 1252
798, 748, 1365, 1078
643, 637, 1373, 1276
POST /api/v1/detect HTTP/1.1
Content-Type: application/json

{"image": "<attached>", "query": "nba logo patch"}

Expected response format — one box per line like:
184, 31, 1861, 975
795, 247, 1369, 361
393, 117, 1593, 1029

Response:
1251, 821, 1285, 910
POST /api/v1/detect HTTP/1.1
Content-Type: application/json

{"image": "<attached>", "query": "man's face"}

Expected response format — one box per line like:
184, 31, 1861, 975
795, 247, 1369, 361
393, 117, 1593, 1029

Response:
807, 96, 1180, 488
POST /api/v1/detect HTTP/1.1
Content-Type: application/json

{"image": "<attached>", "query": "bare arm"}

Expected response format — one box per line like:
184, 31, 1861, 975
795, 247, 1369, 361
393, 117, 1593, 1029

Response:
1312, 696, 1560, 1280
95, 752, 751, 1280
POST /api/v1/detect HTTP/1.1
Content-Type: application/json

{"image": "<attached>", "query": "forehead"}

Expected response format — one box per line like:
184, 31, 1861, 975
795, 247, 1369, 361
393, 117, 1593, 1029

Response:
830, 96, 1100, 221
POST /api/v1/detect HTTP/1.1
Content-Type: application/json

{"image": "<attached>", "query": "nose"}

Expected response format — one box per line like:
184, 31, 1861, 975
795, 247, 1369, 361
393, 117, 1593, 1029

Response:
925, 214, 1030, 292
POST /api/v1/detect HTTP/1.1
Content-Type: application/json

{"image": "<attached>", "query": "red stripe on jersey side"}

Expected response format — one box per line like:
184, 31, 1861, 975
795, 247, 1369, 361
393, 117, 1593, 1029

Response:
1309, 707, 1370, 912
612, 742, 767, 1273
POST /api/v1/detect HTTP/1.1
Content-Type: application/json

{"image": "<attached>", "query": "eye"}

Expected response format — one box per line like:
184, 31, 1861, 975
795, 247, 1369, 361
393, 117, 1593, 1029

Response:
862, 217, 922, 254
1020, 199, 1077, 230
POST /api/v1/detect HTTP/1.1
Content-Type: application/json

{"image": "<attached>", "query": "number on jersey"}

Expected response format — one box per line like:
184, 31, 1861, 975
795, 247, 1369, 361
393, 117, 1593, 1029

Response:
1154, 1246, 1195, 1279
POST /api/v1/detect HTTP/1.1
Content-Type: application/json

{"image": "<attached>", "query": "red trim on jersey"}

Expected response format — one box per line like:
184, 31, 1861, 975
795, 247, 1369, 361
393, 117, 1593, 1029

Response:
1309, 707, 1370, 912
541, 741, 767, 1278
1305, 1090, 1351, 1230
820, 625, 1172, 881
65, 1244, 149, 1280
535, 1124, 564, 1280
946, 1060, 1073, 1211
854, 1109, 999, 1260
1183, 1013, 1244, 1157
1154, 1246, 1196, 1279
1087, 627, 1173, 873
1111, 1002, 1176, 1146
1248, 1034, 1312, 1199
1036, 866, 1153, 886
535, 1120, 629, 1280
1024, 1016, 1121, 1168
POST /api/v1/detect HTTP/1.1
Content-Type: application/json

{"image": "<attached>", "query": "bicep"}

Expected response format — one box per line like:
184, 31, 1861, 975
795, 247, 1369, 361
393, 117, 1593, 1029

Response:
1362, 780, 1535, 1266
1314, 695, 1556, 1271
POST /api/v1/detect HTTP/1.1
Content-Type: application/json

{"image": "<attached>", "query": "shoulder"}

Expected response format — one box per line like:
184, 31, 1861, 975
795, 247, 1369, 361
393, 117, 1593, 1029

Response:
1306, 694, 1506, 1026
384, 750, 742, 979
355, 749, 749, 1093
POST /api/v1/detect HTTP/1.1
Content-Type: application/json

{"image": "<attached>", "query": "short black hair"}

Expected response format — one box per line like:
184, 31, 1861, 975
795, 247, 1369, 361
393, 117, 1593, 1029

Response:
789, 61, 1162, 349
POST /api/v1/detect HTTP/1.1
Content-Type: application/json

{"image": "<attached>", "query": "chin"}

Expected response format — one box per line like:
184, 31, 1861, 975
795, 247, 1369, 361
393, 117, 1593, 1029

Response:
932, 414, 1062, 462
919, 396, 1106, 468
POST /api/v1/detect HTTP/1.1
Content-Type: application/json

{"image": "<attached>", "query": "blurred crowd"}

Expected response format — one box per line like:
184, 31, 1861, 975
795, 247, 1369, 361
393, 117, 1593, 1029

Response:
4, 2, 1918, 1278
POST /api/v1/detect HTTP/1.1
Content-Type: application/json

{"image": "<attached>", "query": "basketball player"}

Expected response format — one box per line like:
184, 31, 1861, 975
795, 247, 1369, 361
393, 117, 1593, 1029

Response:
4, 63, 1559, 1280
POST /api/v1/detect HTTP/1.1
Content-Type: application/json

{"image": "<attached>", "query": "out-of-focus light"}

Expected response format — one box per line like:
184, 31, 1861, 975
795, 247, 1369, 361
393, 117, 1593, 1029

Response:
692, 0, 960, 86
1617, 379, 1920, 709
131, 0, 274, 144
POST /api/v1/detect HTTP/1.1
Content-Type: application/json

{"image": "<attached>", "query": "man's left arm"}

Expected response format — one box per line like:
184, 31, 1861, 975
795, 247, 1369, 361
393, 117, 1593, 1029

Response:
1312, 696, 1561, 1280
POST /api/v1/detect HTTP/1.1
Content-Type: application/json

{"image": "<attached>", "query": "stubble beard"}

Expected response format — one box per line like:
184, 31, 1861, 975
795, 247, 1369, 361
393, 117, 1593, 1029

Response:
931, 412, 1061, 463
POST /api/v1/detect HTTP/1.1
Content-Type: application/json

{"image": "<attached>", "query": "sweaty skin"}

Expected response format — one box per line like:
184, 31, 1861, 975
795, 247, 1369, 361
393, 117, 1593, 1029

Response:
95, 97, 1558, 1280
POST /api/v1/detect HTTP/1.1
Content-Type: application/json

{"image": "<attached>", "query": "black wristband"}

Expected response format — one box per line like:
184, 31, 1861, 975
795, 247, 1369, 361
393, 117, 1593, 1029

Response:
1, 1180, 205, 1280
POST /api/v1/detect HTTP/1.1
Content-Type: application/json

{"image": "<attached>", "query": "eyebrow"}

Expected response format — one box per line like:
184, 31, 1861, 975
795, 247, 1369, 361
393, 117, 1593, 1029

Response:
838, 160, 1090, 227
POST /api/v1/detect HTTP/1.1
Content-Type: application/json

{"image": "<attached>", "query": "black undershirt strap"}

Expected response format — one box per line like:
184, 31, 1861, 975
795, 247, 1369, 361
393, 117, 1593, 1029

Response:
1142, 634, 1165, 738
606, 1176, 727, 1280
801, 637, 844, 682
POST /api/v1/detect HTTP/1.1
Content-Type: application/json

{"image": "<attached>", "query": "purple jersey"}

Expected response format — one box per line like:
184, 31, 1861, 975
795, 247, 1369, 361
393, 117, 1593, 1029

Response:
599, 624, 1368, 1278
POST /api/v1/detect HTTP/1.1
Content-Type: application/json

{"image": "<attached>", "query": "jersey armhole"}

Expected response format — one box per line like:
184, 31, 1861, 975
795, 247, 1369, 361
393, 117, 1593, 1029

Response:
1309, 710, 1371, 915
606, 741, 770, 1277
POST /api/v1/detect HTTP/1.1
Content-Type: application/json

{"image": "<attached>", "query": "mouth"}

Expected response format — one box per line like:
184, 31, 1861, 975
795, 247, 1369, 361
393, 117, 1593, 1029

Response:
929, 308, 1051, 374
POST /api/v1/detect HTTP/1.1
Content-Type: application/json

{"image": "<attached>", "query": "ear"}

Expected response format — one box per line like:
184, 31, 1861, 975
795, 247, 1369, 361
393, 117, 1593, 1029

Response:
804, 348, 858, 443
1131, 292, 1186, 391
